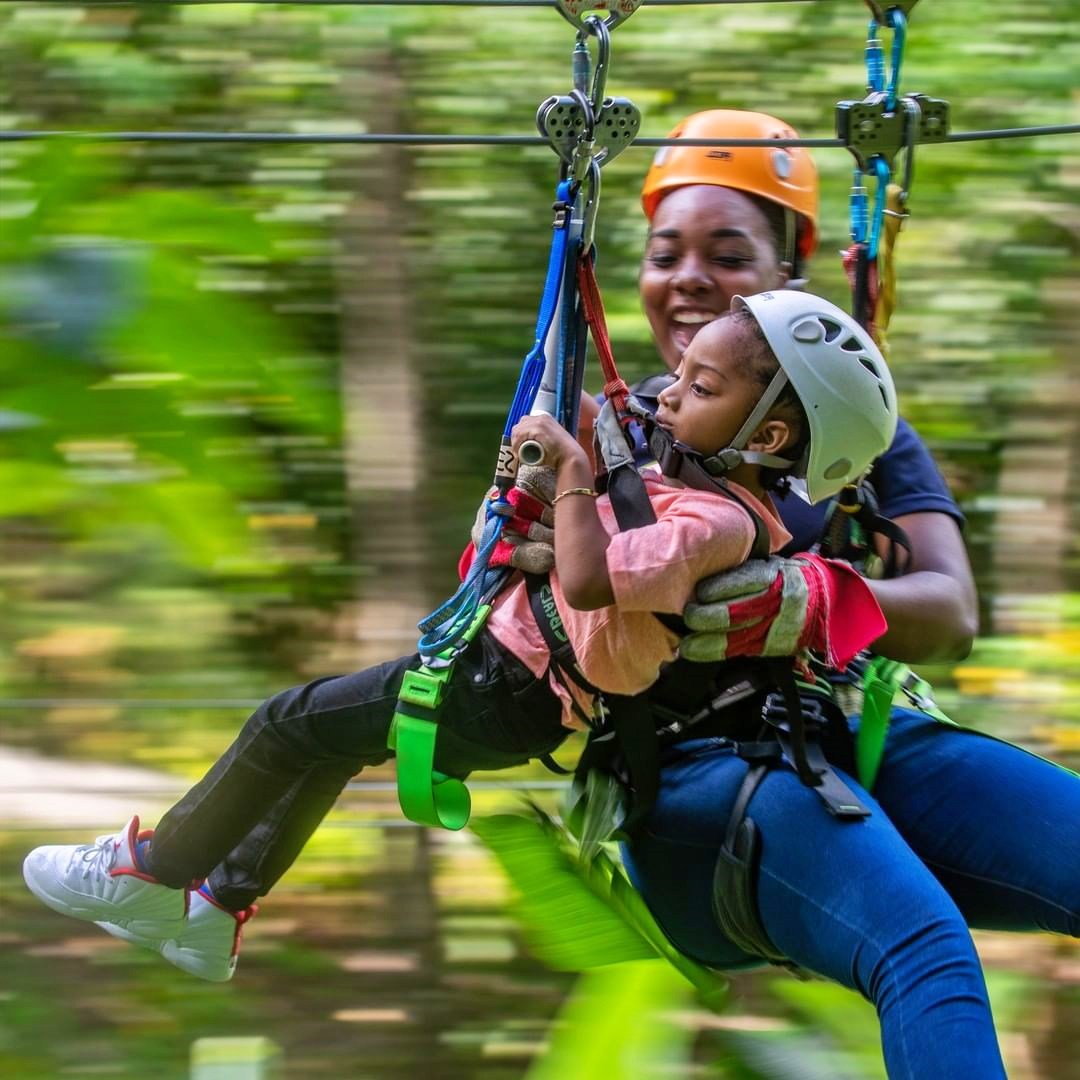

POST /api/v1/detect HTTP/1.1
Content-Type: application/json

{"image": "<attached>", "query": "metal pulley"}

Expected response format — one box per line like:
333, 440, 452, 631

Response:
536, 93, 641, 170
556, 0, 641, 33
836, 92, 949, 175
864, 0, 920, 21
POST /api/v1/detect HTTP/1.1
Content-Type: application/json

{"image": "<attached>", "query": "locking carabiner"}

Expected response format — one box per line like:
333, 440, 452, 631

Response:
850, 155, 891, 261
580, 158, 602, 256
581, 15, 611, 119
895, 93, 920, 205
866, 6, 907, 113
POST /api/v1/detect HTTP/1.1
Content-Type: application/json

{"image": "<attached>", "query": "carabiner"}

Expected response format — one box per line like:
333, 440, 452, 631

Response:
582, 15, 611, 119
580, 158, 602, 255
866, 156, 891, 260
867, 7, 907, 113
849, 155, 891, 260
566, 87, 597, 184
896, 94, 920, 203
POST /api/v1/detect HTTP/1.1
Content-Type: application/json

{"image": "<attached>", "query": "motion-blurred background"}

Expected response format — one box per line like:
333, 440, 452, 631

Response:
1, 2, 1078, 1076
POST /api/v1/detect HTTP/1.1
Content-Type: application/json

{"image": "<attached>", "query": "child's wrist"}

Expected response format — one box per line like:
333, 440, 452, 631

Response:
552, 487, 598, 506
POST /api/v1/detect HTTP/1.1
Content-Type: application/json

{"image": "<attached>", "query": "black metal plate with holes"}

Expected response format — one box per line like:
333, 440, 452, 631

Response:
836, 93, 950, 169
537, 93, 640, 167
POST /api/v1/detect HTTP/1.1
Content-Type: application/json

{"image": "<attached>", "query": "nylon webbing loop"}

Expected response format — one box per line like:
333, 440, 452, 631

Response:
577, 254, 630, 416
390, 714, 472, 831
389, 603, 491, 830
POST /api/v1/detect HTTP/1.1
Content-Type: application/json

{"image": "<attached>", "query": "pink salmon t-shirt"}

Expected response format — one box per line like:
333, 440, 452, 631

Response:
485, 474, 792, 729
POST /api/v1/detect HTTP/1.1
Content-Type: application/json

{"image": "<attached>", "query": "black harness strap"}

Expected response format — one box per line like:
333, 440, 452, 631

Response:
712, 758, 789, 966
820, 480, 912, 579
524, 572, 599, 732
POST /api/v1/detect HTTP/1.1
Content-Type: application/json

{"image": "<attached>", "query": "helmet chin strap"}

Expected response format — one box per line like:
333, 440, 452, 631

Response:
706, 367, 796, 472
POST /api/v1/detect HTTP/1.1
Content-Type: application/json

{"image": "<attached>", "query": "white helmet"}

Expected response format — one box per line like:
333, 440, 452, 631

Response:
727, 291, 898, 503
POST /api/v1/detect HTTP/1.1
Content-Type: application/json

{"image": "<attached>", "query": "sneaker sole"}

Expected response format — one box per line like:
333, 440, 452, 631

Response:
97, 920, 237, 983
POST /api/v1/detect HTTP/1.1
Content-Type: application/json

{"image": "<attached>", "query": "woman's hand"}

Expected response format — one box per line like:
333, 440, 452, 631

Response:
680, 511, 977, 667
681, 553, 887, 669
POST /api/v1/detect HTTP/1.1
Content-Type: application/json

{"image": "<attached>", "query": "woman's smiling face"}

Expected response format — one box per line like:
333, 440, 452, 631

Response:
639, 184, 790, 372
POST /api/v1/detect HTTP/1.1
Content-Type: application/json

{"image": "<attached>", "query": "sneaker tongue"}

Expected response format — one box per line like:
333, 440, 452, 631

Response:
113, 814, 143, 872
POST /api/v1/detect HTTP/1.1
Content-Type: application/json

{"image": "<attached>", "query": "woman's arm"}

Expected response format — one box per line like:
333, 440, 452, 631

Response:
680, 509, 977, 667
866, 510, 978, 662
510, 414, 613, 610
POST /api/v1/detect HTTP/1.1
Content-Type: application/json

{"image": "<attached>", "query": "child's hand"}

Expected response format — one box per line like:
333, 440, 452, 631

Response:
511, 414, 586, 473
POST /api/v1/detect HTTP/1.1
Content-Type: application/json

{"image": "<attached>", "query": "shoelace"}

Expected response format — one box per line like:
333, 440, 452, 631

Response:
72, 833, 121, 878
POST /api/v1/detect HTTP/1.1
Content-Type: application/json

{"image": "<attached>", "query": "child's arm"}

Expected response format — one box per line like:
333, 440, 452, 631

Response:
511, 414, 614, 611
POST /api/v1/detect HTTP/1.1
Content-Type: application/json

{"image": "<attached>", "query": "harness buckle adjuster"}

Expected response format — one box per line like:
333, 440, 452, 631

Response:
761, 691, 825, 733
398, 667, 451, 710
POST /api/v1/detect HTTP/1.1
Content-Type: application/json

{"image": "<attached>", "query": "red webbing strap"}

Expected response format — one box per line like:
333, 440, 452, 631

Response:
577, 255, 630, 417
842, 241, 880, 337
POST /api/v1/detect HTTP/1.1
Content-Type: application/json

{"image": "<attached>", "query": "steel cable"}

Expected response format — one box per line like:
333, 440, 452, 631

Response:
2, 125, 1078, 145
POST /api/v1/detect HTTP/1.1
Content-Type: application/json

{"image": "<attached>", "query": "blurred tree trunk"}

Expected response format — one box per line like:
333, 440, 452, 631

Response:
333, 45, 429, 669
331, 47, 445, 1046
988, 197, 1080, 623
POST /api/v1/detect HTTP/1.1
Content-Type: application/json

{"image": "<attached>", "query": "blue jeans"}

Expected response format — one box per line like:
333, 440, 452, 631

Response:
622, 708, 1080, 1079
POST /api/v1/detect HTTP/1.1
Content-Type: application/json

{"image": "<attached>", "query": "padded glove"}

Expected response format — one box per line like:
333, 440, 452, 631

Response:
681, 553, 887, 670
459, 465, 556, 578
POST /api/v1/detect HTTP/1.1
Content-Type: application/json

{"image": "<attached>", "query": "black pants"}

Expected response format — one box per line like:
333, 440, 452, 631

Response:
147, 631, 567, 909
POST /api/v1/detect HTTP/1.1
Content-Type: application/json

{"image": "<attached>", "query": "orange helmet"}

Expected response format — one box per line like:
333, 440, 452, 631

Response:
641, 109, 819, 262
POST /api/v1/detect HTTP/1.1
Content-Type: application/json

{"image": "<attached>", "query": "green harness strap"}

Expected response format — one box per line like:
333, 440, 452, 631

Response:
388, 604, 492, 831
856, 655, 955, 791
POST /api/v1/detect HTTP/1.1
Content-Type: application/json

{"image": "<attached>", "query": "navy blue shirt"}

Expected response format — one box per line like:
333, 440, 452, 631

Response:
610, 385, 964, 554
771, 417, 964, 554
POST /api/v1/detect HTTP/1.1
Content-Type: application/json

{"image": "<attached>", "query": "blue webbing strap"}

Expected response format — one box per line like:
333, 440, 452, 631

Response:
416, 176, 578, 659
392, 177, 583, 830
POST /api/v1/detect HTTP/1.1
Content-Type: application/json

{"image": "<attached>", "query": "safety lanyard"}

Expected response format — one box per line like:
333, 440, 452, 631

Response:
855, 655, 953, 791
416, 175, 579, 659
391, 12, 640, 831
838, 3, 949, 336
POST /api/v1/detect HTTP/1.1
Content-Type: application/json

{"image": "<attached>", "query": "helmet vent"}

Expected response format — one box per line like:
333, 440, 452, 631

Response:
819, 318, 844, 343
859, 355, 882, 377
841, 336, 865, 353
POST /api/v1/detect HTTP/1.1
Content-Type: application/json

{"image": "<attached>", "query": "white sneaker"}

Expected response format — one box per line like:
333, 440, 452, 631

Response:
22, 815, 187, 931
99, 889, 255, 983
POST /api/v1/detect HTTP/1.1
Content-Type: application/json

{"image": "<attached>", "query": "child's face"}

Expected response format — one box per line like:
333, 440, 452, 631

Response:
654, 318, 767, 457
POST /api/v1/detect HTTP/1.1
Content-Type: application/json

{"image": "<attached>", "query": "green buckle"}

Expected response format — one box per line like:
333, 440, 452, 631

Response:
398, 666, 451, 710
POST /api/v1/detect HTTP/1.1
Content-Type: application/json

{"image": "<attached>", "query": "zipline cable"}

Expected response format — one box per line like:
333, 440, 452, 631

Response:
0, 0, 823, 6
2, 125, 1077, 145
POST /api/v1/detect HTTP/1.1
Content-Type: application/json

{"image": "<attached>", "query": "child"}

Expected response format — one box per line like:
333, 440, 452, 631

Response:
23, 290, 897, 981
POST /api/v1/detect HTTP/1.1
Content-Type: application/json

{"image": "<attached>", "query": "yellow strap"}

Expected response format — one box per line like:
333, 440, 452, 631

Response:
872, 182, 907, 359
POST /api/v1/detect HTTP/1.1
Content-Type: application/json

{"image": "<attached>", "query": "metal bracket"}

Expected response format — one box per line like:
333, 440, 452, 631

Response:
864, 0, 920, 20
556, 0, 641, 32
536, 93, 640, 169
836, 91, 949, 172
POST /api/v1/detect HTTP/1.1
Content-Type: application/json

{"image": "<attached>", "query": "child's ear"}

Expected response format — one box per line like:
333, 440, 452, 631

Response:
747, 418, 791, 456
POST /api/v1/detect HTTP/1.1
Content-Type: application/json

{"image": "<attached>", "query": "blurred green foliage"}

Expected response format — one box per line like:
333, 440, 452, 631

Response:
1, 3, 1079, 1076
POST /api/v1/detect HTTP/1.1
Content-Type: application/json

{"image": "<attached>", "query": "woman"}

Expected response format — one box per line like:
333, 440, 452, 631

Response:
621, 110, 1080, 1079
